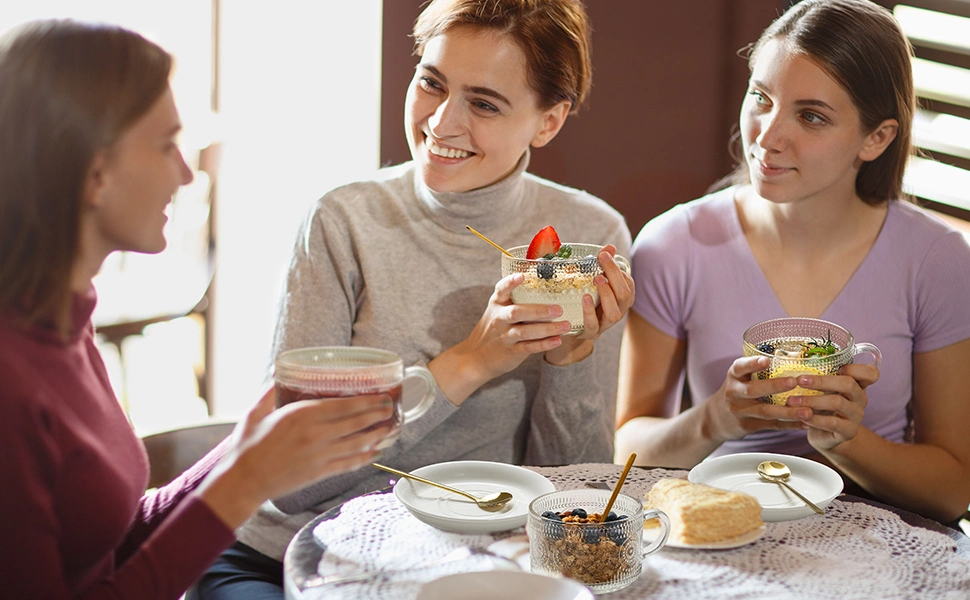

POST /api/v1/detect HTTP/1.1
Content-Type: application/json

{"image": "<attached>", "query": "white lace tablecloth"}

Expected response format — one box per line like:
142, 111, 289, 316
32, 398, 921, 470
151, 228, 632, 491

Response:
292, 464, 970, 599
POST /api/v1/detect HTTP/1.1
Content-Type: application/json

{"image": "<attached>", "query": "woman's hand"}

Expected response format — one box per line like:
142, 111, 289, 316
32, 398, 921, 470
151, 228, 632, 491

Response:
429, 272, 573, 404
791, 363, 879, 451
702, 356, 818, 443
198, 387, 394, 529
546, 245, 634, 365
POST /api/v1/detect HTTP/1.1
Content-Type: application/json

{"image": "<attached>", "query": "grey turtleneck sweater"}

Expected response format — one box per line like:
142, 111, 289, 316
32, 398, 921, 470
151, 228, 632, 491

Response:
235, 153, 632, 560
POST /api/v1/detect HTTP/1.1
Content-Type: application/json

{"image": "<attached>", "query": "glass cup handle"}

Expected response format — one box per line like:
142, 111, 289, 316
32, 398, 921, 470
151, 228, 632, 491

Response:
641, 509, 670, 559
852, 343, 882, 370
613, 254, 631, 274
401, 365, 437, 423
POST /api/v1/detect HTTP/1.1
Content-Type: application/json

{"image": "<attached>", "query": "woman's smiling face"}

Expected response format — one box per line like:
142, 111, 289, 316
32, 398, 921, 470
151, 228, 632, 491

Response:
405, 26, 567, 193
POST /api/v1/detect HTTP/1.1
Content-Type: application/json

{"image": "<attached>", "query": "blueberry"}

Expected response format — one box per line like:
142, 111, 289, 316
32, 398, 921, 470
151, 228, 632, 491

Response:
578, 255, 598, 274
537, 261, 555, 280
582, 528, 600, 544
541, 510, 562, 522
571, 508, 587, 519
757, 342, 775, 355
604, 511, 618, 522
616, 514, 628, 521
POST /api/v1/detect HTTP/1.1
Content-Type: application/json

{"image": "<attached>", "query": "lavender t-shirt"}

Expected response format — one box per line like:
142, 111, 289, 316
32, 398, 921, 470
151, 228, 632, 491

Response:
631, 187, 970, 457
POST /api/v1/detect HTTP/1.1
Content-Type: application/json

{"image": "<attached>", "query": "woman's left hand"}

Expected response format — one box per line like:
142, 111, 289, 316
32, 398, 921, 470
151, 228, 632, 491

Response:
790, 363, 880, 451
546, 244, 634, 365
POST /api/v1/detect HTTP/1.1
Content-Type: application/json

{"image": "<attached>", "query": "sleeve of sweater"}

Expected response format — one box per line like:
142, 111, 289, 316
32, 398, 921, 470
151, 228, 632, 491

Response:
115, 436, 232, 565
79, 496, 235, 600
0, 398, 234, 600
269, 198, 462, 513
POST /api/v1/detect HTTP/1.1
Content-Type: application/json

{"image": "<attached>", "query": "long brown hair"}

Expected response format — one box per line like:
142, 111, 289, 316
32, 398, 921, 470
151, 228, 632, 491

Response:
714, 0, 915, 204
412, 0, 592, 113
0, 20, 172, 331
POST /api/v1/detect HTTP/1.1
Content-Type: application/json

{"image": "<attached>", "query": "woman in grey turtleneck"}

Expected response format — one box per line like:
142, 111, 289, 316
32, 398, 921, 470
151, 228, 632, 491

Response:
191, 1, 633, 598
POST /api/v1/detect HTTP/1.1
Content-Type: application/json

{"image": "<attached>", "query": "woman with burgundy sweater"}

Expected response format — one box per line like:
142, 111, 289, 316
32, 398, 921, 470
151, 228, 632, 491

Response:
0, 20, 397, 599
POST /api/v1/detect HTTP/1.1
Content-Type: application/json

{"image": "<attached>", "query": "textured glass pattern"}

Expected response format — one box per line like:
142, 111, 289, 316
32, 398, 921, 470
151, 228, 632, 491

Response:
501, 243, 629, 335
527, 489, 668, 594
742, 317, 881, 405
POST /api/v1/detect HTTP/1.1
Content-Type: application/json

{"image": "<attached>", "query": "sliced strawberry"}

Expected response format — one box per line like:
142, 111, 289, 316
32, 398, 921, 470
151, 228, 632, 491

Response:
526, 225, 561, 259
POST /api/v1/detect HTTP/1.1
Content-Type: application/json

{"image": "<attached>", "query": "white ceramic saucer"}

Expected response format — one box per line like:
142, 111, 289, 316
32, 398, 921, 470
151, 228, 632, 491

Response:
417, 571, 592, 600
688, 452, 843, 522
645, 523, 767, 549
394, 460, 555, 534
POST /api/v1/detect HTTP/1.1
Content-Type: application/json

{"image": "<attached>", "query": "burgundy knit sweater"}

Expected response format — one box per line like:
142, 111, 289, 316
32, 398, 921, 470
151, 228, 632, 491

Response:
0, 287, 234, 599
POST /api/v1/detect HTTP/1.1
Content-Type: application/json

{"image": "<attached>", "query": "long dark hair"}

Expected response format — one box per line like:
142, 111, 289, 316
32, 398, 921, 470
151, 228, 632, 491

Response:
713, 0, 915, 204
0, 20, 172, 331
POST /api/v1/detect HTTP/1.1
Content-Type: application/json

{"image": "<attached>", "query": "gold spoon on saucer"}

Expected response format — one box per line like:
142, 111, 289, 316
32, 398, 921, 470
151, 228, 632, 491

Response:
372, 462, 513, 512
757, 460, 824, 514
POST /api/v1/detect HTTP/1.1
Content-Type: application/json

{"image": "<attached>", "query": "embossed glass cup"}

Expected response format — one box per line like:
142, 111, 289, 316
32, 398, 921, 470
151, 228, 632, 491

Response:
742, 317, 882, 405
274, 347, 436, 449
527, 489, 670, 594
501, 243, 631, 335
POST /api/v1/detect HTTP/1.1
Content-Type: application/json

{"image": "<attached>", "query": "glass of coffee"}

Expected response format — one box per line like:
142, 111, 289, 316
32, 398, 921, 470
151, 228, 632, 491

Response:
274, 347, 436, 449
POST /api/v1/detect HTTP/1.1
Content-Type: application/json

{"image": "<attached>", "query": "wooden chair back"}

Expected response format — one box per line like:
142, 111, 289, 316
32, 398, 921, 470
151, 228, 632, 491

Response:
141, 419, 235, 489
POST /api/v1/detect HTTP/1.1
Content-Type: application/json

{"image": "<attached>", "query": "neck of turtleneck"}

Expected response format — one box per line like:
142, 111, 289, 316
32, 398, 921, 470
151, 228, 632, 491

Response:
413, 149, 530, 235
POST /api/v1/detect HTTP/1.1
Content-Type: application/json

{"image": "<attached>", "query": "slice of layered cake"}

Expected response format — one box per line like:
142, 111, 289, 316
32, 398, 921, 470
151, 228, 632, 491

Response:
645, 478, 764, 544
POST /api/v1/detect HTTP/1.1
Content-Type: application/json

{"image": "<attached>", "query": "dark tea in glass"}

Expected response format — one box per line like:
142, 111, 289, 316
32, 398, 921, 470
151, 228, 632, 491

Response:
275, 380, 404, 442
273, 347, 436, 450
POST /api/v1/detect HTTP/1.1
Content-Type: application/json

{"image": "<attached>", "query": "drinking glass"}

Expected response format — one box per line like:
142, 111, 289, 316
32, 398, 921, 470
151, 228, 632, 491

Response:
274, 347, 436, 449
501, 243, 630, 335
742, 317, 881, 405
527, 489, 670, 594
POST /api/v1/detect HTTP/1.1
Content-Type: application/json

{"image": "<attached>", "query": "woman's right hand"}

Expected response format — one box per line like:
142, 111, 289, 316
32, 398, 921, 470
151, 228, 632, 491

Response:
429, 273, 572, 405
197, 388, 394, 529
703, 355, 813, 442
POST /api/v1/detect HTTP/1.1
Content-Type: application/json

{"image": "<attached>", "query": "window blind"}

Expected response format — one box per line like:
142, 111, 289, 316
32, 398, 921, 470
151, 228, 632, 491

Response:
893, 2, 970, 220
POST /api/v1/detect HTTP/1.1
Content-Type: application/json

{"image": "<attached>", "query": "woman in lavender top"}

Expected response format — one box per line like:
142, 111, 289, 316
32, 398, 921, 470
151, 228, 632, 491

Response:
616, 0, 970, 524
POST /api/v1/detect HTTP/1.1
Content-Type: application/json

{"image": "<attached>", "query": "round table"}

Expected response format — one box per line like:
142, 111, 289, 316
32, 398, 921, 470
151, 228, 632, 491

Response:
283, 465, 970, 599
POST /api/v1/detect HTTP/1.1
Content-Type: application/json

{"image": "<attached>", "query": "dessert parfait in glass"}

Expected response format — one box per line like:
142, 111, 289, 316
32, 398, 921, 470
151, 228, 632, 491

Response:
742, 317, 881, 405
501, 226, 629, 335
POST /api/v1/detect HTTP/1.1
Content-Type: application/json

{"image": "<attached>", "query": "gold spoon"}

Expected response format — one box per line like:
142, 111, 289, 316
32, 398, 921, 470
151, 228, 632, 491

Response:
465, 225, 514, 258
757, 460, 824, 515
372, 462, 513, 512
599, 452, 637, 522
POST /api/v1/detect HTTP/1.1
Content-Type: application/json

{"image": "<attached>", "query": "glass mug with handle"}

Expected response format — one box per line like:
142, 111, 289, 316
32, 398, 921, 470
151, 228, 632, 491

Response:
528, 489, 670, 594
501, 243, 631, 335
274, 347, 436, 449
742, 317, 882, 405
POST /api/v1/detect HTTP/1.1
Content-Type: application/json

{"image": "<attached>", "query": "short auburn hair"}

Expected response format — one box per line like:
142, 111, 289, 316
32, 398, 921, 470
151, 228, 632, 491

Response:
412, 0, 592, 113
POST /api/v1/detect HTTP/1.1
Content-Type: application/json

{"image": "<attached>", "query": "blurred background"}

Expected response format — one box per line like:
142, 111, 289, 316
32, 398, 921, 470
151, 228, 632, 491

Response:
1, 0, 966, 437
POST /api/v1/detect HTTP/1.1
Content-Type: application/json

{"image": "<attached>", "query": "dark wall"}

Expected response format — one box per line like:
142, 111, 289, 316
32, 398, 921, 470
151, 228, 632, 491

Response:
381, 1, 786, 237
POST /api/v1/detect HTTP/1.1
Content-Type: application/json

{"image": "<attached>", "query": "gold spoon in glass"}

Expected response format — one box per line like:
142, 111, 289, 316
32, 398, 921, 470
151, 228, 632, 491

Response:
465, 225, 514, 257
757, 460, 824, 514
372, 462, 513, 512
599, 452, 636, 522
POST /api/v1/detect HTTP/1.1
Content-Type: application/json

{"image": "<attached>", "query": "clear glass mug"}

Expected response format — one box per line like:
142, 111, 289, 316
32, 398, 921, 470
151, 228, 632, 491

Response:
528, 489, 670, 594
274, 347, 436, 449
501, 243, 631, 335
742, 317, 882, 405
